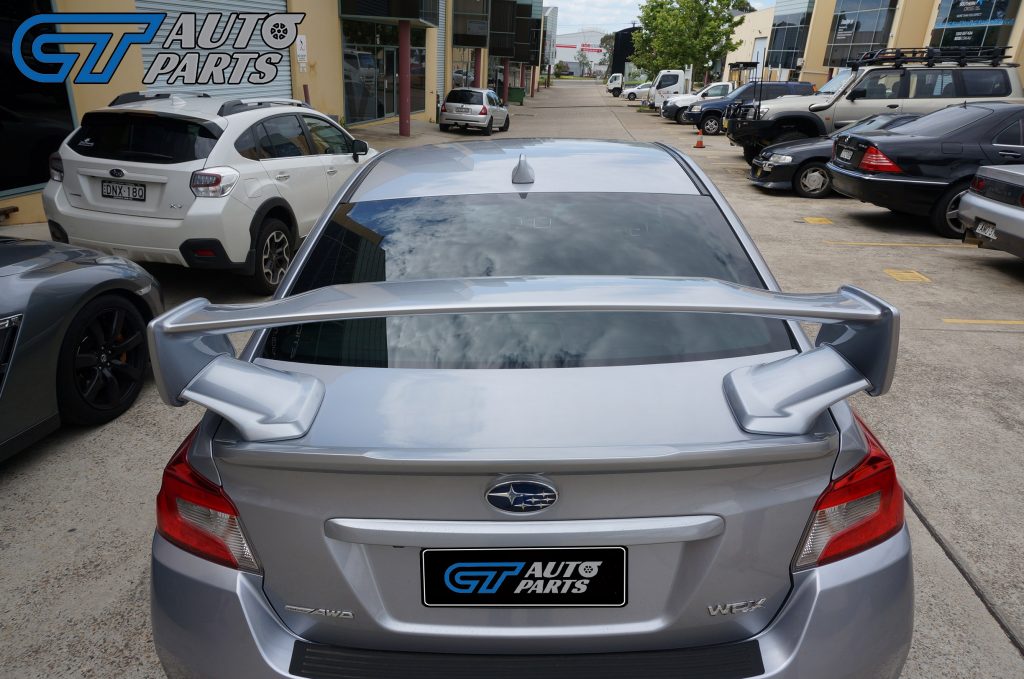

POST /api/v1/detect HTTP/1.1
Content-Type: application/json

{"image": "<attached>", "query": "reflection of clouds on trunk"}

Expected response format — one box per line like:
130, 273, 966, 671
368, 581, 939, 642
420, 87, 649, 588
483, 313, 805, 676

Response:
266, 193, 792, 369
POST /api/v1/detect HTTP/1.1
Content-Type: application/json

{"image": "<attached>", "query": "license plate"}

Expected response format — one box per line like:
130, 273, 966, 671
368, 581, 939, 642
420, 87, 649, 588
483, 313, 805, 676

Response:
839, 147, 854, 161
723, 118, 729, 130
101, 180, 145, 201
421, 547, 627, 607
975, 219, 997, 239
454, 106, 471, 113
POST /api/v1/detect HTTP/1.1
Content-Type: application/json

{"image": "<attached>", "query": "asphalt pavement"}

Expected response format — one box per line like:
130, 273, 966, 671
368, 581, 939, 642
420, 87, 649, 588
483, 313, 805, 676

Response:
1, 79, 1022, 678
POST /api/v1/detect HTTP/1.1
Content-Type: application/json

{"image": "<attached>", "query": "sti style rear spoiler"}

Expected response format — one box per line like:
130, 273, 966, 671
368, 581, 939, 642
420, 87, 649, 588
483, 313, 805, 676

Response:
148, 276, 898, 441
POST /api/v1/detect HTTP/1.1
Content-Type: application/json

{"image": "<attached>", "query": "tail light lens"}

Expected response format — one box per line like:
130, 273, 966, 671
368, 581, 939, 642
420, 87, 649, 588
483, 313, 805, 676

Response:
156, 427, 260, 573
49, 152, 63, 182
480, 104, 488, 116
858, 147, 902, 173
190, 166, 239, 197
441, 102, 447, 112
970, 175, 986, 193
794, 415, 904, 569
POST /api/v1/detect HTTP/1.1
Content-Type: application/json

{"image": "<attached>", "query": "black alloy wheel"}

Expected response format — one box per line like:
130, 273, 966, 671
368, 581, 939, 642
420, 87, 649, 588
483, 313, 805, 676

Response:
743, 145, 762, 165
57, 295, 147, 426
483, 118, 493, 136
249, 217, 295, 294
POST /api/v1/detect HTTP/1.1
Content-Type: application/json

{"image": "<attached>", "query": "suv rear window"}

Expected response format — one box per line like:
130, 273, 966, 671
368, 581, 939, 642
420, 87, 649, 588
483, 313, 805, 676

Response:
69, 112, 219, 163
960, 70, 1011, 97
262, 193, 793, 369
446, 90, 484, 105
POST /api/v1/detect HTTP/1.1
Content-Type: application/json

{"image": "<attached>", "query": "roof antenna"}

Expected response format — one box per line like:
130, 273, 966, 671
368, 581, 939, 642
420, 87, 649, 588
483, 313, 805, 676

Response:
512, 154, 535, 184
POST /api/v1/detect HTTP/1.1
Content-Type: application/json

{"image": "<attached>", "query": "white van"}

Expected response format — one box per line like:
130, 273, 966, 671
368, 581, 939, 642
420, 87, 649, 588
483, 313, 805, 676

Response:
661, 81, 735, 115
606, 73, 623, 97
643, 69, 692, 110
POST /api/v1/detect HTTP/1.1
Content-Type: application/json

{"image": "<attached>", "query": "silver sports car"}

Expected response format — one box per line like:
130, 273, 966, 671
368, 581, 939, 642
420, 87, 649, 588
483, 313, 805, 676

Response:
0, 236, 162, 461
149, 140, 912, 679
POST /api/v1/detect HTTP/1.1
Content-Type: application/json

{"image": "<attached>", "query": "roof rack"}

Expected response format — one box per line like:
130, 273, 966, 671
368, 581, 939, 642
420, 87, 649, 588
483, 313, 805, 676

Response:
217, 98, 311, 116
848, 46, 1009, 70
109, 91, 211, 106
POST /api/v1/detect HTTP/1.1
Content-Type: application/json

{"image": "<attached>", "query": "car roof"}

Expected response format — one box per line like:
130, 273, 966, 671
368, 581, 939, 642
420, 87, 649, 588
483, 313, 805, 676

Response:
448, 87, 492, 94
350, 139, 702, 202
89, 94, 320, 128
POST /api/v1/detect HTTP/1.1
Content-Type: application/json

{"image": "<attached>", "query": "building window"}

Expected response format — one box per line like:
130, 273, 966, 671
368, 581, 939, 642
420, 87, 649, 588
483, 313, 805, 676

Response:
825, 0, 898, 67
0, 1, 75, 196
931, 0, 1021, 47
453, 0, 489, 47
765, 0, 816, 74
342, 21, 426, 124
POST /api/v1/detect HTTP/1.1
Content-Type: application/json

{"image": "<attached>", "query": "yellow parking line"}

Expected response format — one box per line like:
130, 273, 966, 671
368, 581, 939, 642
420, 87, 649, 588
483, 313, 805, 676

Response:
803, 217, 833, 224
825, 240, 974, 248
942, 318, 1024, 326
884, 268, 931, 282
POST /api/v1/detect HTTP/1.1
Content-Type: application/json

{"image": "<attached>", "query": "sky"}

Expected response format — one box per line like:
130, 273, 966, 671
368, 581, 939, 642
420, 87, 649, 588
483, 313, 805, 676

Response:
553, 0, 774, 36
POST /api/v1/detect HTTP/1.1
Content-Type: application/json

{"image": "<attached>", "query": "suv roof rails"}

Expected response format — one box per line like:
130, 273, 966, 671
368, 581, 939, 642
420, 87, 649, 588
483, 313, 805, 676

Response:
109, 91, 212, 106
217, 98, 311, 116
848, 46, 1009, 70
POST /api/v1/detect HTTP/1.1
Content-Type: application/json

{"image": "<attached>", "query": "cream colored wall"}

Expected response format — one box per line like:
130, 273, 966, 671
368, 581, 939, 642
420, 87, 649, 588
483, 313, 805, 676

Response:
724, 8, 774, 81
801, 0, 837, 88
288, 0, 344, 121
889, 0, 935, 48
2, 0, 144, 226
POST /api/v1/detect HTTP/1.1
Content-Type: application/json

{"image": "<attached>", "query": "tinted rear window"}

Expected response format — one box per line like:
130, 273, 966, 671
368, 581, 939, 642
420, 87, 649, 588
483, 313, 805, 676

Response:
891, 105, 994, 137
961, 69, 1011, 97
446, 90, 484, 105
263, 193, 792, 369
69, 112, 218, 163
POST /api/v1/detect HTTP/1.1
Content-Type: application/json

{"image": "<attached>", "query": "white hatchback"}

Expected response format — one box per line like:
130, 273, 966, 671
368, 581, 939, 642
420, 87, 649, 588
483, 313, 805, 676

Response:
43, 92, 376, 293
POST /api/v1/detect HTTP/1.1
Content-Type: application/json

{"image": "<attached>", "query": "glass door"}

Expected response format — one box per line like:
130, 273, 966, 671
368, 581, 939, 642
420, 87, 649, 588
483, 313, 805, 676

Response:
376, 48, 397, 118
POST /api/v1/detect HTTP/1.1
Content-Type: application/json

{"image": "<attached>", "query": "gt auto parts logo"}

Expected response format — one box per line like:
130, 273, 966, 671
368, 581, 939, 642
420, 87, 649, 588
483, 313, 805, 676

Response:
14, 12, 304, 85
444, 560, 603, 595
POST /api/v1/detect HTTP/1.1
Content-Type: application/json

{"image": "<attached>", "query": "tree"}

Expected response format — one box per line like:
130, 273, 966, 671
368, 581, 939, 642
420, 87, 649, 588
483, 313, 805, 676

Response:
734, 0, 755, 11
575, 48, 592, 76
632, 0, 746, 81
554, 60, 570, 77
599, 33, 615, 68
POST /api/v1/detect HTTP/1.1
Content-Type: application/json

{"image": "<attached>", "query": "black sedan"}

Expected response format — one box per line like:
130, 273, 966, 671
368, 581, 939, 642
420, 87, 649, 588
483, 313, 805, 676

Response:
0, 237, 162, 461
828, 102, 1024, 237
750, 114, 919, 198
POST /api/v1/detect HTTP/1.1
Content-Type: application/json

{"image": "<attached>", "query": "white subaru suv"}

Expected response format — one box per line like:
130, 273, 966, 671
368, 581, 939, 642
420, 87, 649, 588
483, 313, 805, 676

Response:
43, 92, 376, 293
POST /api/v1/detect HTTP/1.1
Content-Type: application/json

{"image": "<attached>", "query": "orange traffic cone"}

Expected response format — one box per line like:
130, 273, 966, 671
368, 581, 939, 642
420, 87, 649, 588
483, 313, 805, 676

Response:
693, 131, 705, 149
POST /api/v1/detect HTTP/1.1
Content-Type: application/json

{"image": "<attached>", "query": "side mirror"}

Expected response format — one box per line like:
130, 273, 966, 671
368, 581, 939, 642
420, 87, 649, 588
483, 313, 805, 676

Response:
848, 88, 866, 101
701, 93, 708, 98
499, 99, 505, 107
352, 139, 369, 162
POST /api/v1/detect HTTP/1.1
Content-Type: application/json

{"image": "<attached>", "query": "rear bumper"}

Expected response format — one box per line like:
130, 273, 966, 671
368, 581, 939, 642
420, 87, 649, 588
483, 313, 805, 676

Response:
439, 112, 489, 128
152, 526, 912, 679
828, 163, 946, 216
42, 180, 256, 266
959, 191, 1024, 259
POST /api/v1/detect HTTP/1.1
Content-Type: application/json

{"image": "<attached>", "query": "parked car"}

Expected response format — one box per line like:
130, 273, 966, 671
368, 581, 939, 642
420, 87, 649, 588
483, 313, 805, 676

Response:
961, 165, 1024, 259
43, 92, 375, 294
750, 113, 919, 198
660, 81, 735, 120
439, 87, 511, 135
727, 46, 1024, 164
606, 72, 623, 97
622, 81, 652, 101
681, 81, 815, 136
829, 101, 1024, 237
148, 139, 911, 679
0, 236, 162, 461
643, 69, 690, 110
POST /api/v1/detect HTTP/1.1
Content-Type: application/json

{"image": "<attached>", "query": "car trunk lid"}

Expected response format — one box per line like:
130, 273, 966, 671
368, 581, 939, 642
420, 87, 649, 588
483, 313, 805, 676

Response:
212, 354, 840, 653
60, 111, 219, 218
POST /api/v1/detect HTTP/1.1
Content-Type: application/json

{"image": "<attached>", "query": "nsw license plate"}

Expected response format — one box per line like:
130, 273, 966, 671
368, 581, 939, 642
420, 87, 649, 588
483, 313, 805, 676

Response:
421, 547, 627, 607
975, 219, 997, 239
454, 106, 471, 113
101, 180, 146, 201
723, 118, 729, 130
839, 147, 854, 161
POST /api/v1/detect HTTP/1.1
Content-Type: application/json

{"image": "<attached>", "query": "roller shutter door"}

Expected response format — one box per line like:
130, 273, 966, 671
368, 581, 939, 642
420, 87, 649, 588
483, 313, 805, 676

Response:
136, 0, 292, 100
437, 0, 447, 95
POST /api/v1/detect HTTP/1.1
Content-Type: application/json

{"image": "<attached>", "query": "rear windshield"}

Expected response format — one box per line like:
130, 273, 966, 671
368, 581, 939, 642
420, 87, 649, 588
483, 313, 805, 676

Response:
262, 193, 792, 369
890, 105, 994, 137
445, 90, 484, 105
68, 112, 219, 163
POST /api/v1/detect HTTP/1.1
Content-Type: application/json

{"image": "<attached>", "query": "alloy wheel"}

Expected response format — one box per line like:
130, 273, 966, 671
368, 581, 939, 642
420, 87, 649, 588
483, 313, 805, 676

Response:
945, 189, 968, 234
73, 306, 145, 411
799, 167, 829, 195
261, 230, 292, 286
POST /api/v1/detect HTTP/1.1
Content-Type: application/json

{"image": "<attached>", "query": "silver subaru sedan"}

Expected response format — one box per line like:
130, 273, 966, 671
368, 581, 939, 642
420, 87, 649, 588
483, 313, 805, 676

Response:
148, 139, 912, 679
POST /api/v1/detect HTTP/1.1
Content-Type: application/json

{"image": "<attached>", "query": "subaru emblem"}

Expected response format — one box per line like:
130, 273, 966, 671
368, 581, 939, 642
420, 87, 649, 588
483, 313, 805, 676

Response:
110, 168, 125, 178
486, 478, 557, 514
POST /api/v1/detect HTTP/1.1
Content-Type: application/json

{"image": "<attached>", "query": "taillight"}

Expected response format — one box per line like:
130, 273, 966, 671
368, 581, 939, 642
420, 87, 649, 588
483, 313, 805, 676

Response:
794, 415, 904, 569
49, 152, 63, 182
440, 102, 447, 112
190, 166, 239, 197
156, 427, 260, 573
480, 104, 488, 116
858, 147, 902, 173
970, 175, 986, 193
